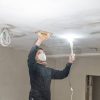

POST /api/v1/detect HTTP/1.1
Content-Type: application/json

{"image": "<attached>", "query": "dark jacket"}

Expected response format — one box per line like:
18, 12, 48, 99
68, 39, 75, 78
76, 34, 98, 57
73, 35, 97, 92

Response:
27, 45, 72, 100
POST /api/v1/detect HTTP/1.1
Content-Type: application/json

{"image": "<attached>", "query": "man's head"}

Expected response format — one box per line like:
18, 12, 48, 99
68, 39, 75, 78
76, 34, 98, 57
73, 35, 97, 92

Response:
35, 48, 47, 64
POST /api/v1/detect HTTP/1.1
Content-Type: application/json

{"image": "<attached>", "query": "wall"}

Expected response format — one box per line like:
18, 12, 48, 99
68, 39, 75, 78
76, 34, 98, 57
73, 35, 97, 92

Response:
0, 47, 29, 100
50, 56, 100, 100
0, 46, 100, 100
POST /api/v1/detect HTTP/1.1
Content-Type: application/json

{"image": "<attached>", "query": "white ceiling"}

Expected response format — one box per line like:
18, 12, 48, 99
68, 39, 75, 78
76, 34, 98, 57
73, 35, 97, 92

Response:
0, 0, 100, 55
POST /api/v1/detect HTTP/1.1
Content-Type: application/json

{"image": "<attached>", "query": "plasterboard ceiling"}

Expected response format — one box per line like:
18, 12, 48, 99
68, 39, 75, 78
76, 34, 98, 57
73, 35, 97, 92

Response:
0, 0, 100, 55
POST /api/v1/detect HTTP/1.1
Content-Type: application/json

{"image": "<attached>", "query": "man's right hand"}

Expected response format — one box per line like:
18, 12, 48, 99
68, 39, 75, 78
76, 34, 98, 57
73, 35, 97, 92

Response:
35, 31, 50, 46
38, 31, 51, 42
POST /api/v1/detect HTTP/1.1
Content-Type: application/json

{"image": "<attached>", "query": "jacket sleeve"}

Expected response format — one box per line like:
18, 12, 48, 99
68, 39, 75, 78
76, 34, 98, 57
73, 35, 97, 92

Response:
51, 63, 72, 79
27, 45, 39, 70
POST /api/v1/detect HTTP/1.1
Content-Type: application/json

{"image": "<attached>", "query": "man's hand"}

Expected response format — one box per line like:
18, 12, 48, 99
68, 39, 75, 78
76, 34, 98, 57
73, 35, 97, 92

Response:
68, 54, 75, 63
38, 31, 50, 42
35, 31, 50, 46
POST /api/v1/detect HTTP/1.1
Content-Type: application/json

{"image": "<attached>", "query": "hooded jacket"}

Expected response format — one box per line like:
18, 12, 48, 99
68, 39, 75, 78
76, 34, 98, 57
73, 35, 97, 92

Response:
27, 45, 72, 100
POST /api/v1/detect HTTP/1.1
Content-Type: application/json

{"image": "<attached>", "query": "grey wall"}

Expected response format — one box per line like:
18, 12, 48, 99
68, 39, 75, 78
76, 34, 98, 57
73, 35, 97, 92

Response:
0, 47, 29, 100
0, 46, 100, 100
49, 56, 100, 100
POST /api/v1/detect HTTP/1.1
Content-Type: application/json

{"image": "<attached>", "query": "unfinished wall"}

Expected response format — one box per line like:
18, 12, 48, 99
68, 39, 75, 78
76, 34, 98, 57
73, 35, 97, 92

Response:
0, 46, 100, 100
0, 47, 29, 100
0, 46, 56, 100
50, 56, 100, 100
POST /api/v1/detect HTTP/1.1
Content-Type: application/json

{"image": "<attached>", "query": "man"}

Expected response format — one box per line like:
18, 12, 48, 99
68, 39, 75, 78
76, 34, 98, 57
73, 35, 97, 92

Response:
27, 33, 75, 100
